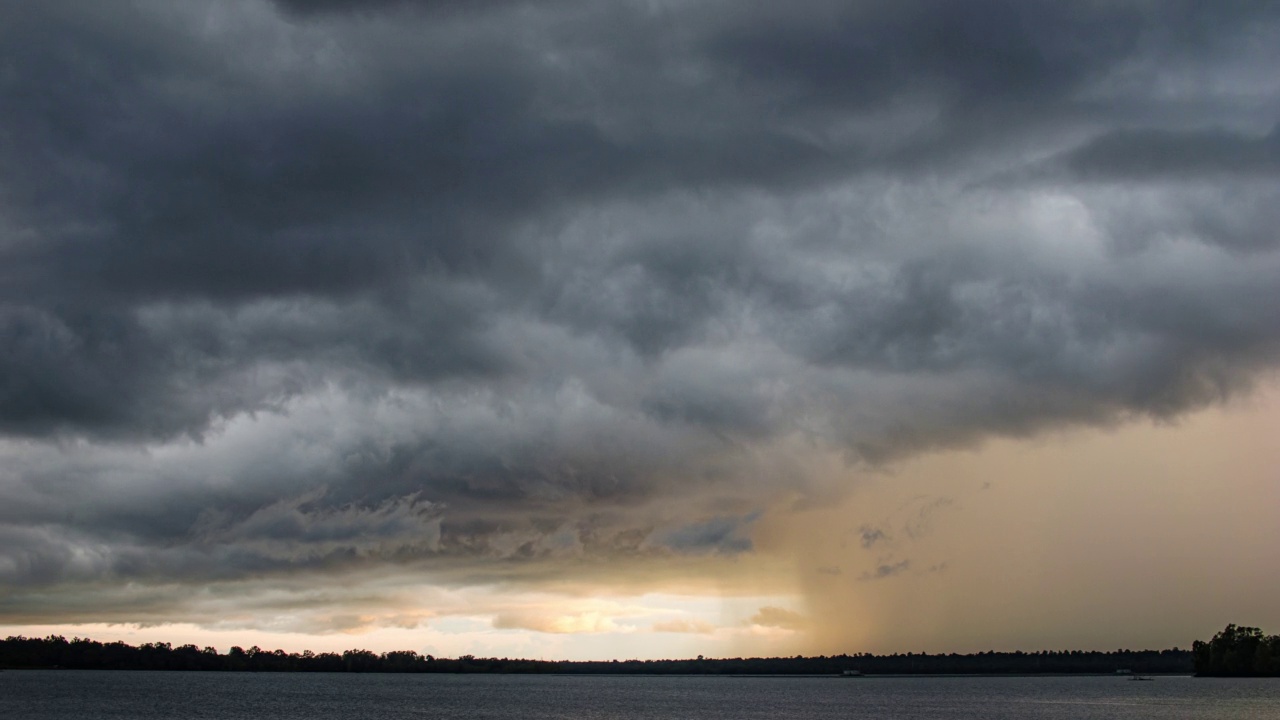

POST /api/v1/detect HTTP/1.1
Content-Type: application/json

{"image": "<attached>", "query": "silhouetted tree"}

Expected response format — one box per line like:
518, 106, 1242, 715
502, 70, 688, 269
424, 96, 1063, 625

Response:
1193, 624, 1280, 676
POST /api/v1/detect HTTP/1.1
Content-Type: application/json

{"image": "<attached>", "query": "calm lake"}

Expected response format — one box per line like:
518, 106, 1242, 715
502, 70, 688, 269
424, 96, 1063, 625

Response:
3, 671, 1278, 719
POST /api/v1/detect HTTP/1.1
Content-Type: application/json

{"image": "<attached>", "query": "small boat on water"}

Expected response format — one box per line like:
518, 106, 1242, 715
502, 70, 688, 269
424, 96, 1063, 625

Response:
840, 670, 864, 677
1128, 674, 1154, 681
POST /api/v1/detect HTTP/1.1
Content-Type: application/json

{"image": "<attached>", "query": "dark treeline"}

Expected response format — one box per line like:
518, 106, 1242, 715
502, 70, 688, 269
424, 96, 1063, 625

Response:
1192, 625, 1280, 677
1, 635, 1192, 674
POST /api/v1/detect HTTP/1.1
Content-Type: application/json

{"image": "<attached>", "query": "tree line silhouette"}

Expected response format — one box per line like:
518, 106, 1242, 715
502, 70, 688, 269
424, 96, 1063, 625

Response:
1, 634, 1194, 674
1192, 624, 1280, 677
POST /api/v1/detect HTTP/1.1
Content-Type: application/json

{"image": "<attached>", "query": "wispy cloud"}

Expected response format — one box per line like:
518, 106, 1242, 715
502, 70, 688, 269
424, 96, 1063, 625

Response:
749, 607, 809, 632
652, 619, 717, 635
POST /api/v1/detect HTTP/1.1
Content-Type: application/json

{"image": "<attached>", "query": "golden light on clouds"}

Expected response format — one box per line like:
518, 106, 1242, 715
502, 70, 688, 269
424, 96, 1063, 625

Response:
768, 381, 1280, 655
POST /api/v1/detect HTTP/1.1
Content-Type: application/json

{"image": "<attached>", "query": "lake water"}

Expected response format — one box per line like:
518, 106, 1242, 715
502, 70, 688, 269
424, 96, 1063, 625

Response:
3, 671, 1278, 719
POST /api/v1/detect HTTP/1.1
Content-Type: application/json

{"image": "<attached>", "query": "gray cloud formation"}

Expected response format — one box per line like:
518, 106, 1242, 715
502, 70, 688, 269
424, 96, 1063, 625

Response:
857, 526, 888, 550
2, 0, 1279, 624
860, 560, 912, 583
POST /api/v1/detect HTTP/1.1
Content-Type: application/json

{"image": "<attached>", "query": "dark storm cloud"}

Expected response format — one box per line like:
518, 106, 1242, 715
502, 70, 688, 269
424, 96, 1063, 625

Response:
646, 513, 759, 555
271, 0, 544, 18
708, 1, 1142, 110
1061, 125, 1280, 180
2, 0, 1280, 623
2, 0, 844, 310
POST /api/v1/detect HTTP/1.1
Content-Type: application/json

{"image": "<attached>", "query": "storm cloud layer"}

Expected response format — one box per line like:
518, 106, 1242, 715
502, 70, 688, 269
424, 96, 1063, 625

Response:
2, 0, 1279, 627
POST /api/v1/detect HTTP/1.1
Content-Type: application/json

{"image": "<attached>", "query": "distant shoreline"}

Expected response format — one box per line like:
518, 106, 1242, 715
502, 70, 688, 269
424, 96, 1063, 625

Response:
1, 635, 1197, 675
2, 668, 1206, 679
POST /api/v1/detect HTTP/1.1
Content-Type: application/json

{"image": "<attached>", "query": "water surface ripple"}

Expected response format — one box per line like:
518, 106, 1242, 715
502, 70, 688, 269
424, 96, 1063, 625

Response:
3, 671, 1278, 719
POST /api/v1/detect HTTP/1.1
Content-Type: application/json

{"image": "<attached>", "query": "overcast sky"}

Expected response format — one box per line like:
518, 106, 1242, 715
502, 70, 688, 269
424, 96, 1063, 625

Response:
2, 0, 1278, 659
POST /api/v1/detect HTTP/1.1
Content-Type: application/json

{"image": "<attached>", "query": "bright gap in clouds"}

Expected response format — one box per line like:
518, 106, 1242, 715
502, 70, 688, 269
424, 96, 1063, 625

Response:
0, 591, 808, 661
